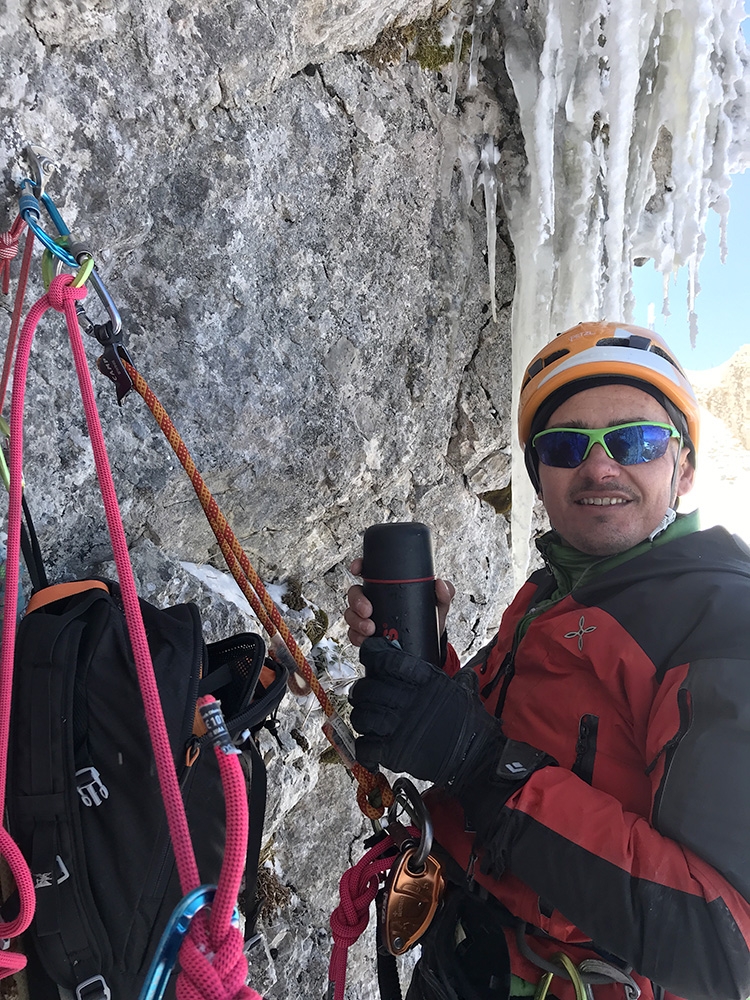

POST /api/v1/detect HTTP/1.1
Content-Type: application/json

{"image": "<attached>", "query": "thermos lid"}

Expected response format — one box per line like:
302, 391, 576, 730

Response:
362, 522, 435, 583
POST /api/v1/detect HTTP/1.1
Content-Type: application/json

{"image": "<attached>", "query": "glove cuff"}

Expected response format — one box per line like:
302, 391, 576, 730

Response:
492, 739, 556, 784
457, 738, 557, 834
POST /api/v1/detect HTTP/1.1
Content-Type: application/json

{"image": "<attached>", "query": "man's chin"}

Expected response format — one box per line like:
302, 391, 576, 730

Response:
558, 525, 651, 557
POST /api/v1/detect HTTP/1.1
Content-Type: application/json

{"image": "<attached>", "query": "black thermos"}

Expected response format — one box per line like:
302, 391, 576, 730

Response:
362, 522, 440, 667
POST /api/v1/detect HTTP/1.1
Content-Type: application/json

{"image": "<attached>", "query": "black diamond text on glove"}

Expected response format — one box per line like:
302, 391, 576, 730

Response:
349, 636, 504, 789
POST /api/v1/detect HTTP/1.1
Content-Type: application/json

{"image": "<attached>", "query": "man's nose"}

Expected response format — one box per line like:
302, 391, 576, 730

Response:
581, 442, 621, 476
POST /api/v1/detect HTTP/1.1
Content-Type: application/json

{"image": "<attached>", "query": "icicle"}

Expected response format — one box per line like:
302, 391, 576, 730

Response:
687, 256, 701, 348
449, 23, 464, 112
478, 138, 500, 321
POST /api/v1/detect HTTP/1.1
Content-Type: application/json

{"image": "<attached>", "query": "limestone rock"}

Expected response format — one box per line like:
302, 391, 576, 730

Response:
1, 4, 518, 996
690, 344, 750, 451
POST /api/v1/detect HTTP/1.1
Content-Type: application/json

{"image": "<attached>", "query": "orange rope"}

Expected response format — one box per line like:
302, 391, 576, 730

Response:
123, 361, 392, 818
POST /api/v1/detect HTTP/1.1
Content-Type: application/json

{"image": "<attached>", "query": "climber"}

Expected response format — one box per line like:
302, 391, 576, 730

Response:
344, 322, 750, 1000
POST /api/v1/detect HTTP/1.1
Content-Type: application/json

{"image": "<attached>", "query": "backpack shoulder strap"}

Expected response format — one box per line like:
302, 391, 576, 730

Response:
24, 580, 110, 615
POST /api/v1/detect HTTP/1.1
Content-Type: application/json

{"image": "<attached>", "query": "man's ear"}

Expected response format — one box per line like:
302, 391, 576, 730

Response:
676, 447, 695, 497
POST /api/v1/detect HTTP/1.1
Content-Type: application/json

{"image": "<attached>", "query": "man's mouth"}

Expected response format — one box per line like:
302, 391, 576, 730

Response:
576, 497, 631, 506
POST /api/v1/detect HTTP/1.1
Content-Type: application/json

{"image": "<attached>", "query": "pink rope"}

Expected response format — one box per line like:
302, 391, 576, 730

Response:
0, 275, 199, 957
176, 696, 262, 1000
0, 221, 35, 412
54, 274, 201, 893
0, 281, 76, 972
328, 834, 400, 1000
0, 276, 263, 996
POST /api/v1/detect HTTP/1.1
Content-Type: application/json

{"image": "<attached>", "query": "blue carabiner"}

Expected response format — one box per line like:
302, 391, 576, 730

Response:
19, 181, 77, 267
17, 147, 77, 267
137, 885, 241, 1000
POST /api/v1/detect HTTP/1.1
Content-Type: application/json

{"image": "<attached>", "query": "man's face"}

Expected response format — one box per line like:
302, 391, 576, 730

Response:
536, 384, 695, 556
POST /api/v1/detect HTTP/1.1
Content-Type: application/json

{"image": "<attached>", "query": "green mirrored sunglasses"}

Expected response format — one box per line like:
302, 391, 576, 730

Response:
532, 422, 681, 469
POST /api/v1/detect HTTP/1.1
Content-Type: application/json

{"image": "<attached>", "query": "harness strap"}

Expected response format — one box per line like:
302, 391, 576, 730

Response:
24, 579, 109, 614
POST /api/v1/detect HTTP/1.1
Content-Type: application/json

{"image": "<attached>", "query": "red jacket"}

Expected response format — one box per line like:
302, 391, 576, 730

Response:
426, 525, 750, 1000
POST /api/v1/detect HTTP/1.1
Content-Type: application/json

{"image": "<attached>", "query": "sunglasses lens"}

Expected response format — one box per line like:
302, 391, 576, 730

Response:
604, 424, 673, 465
535, 431, 590, 467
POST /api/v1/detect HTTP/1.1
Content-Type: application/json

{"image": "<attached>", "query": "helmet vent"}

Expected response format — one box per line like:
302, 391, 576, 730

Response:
521, 348, 570, 390
649, 343, 687, 375
596, 336, 632, 348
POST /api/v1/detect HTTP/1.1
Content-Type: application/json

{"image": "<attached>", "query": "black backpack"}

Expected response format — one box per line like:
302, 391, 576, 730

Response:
5, 577, 287, 1000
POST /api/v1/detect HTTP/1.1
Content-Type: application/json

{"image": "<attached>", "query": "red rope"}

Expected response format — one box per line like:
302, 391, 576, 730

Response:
0, 230, 34, 411
0, 222, 35, 412
328, 834, 399, 1000
0, 216, 26, 295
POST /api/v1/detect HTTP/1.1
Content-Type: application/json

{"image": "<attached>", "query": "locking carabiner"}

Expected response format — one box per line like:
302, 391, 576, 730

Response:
137, 885, 240, 1000
18, 147, 78, 268
381, 778, 444, 956
387, 776, 434, 871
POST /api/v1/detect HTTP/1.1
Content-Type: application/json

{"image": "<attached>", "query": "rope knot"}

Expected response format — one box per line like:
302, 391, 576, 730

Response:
176, 916, 261, 1000
47, 273, 87, 312
0, 230, 20, 262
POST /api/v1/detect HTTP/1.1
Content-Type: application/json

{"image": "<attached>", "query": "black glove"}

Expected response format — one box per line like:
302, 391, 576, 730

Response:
349, 637, 503, 789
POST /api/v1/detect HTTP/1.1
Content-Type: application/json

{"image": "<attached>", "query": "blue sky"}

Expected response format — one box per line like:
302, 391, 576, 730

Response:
631, 12, 749, 372
631, 169, 750, 372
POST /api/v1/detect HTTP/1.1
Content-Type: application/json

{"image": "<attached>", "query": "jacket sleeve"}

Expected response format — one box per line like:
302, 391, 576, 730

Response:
469, 653, 750, 1000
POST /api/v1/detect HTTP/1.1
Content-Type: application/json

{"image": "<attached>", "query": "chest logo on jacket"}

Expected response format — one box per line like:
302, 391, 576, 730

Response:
565, 615, 597, 651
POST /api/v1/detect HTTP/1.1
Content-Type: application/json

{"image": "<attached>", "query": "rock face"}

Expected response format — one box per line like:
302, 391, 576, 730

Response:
690, 345, 750, 451
1, 7, 518, 656
1, 3, 517, 997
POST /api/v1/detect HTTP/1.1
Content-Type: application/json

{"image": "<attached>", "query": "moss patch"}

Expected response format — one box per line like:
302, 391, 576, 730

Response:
361, 5, 455, 71
479, 484, 512, 515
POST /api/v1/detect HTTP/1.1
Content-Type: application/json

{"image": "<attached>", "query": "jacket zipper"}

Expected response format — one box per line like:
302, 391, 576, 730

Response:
572, 714, 599, 785
488, 576, 559, 716
491, 651, 516, 719
649, 687, 693, 822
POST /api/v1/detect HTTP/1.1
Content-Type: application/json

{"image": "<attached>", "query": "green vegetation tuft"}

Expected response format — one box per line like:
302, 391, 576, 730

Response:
361, 4, 456, 72
479, 484, 512, 515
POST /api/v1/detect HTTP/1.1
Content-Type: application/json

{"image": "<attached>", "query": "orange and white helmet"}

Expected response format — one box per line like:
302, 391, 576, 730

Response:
518, 322, 700, 487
